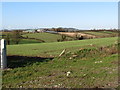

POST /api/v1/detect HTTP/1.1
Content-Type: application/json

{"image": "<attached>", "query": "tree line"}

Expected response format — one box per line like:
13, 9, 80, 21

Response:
2, 30, 22, 45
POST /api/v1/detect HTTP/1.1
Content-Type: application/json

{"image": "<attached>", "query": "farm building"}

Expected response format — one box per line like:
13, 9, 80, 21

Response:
37, 29, 45, 33
23, 29, 35, 33
45, 31, 58, 34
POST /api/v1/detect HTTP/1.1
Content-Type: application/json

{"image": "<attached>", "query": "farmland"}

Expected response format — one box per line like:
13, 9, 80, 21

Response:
1, 32, 42, 45
59, 30, 118, 38
18, 39, 41, 44
82, 31, 118, 37
7, 37, 117, 57
2, 30, 118, 45
2, 33, 119, 88
3, 53, 118, 88
22, 33, 74, 43
1, 1, 119, 89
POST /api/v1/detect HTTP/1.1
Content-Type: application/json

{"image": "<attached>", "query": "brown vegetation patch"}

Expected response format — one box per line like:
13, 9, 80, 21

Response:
59, 32, 97, 39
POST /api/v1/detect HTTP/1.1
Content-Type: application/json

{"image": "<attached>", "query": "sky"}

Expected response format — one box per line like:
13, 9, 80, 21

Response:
1, 2, 118, 30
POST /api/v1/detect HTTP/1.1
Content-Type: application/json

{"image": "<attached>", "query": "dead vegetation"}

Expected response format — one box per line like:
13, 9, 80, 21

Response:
58, 43, 118, 59
59, 32, 98, 39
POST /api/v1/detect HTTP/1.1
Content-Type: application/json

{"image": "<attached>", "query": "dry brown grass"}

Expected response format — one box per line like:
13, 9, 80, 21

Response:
59, 32, 98, 39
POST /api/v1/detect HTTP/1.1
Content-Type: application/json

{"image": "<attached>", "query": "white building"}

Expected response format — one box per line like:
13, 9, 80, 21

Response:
37, 29, 45, 33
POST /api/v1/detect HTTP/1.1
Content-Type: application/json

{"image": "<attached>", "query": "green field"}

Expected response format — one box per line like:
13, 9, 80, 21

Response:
82, 31, 110, 37
3, 36, 118, 88
7, 37, 117, 57
81, 31, 118, 37
99, 31, 117, 34
22, 33, 74, 43
3, 53, 118, 88
84, 31, 110, 36
3, 39, 41, 45
1, 32, 42, 45
18, 39, 41, 44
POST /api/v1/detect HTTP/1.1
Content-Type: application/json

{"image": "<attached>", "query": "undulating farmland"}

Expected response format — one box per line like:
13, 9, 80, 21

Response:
22, 33, 74, 43
81, 31, 118, 37
7, 37, 117, 57
3, 35, 119, 88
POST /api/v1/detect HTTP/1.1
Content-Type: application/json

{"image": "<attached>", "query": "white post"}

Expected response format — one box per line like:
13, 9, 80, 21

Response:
1, 39, 7, 69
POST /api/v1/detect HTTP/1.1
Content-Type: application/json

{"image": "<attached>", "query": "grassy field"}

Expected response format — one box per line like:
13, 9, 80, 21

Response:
98, 31, 117, 34
3, 54, 118, 88
83, 31, 110, 36
80, 31, 118, 37
22, 33, 74, 43
7, 37, 117, 57
3, 35, 118, 88
3, 39, 41, 45
2, 31, 118, 45
81, 31, 117, 37
1, 32, 42, 45
18, 39, 41, 44
3, 38, 118, 88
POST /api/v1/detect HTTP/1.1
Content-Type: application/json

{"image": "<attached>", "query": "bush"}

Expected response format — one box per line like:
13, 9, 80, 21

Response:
11, 30, 21, 44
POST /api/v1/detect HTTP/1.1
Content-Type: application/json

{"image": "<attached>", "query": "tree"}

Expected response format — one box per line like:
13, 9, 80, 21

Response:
34, 30, 38, 33
51, 28, 56, 31
5, 33, 11, 45
2, 33, 11, 45
56, 27, 63, 32
11, 30, 21, 44
74, 33, 80, 40
61, 35, 66, 41
57, 35, 67, 42
74, 33, 84, 40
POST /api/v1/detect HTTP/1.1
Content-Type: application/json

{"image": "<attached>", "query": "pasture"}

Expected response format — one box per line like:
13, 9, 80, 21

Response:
1, 32, 41, 45
7, 37, 117, 57
59, 31, 118, 39
82, 31, 118, 37
3, 53, 118, 88
3, 37, 118, 88
2, 31, 119, 88
18, 39, 41, 44
22, 33, 74, 43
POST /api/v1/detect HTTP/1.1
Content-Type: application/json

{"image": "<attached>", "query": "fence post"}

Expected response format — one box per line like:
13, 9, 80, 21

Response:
1, 39, 7, 69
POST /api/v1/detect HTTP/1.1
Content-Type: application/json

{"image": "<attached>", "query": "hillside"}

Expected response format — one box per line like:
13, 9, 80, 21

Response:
59, 31, 118, 39
3, 37, 118, 88
7, 37, 117, 57
22, 33, 74, 43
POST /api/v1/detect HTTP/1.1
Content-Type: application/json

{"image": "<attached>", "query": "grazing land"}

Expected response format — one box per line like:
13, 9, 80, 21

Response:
59, 31, 118, 38
18, 39, 41, 44
2, 1, 119, 89
22, 33, 74, 43
2, 30, 118, 44
3, 34, 119, 88
7, 37, 117, 57
81, 31, 117, 37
